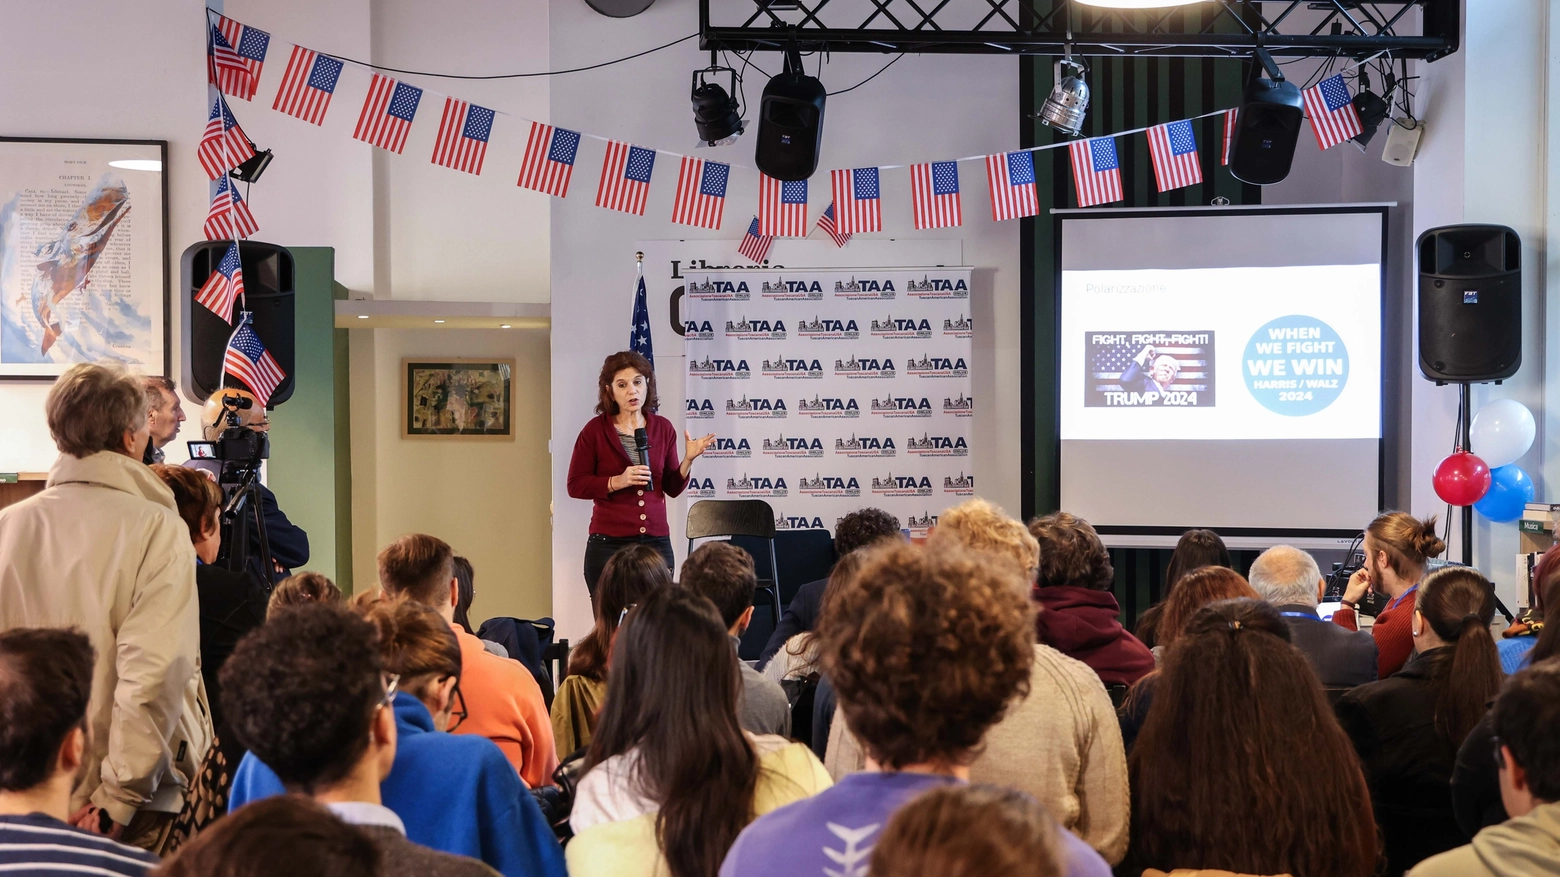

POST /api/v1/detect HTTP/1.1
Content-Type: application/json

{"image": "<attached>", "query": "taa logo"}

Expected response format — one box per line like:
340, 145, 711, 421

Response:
762, 357, 824, 378
687, 279, 752, 300
905, 276, 970, 297
798, 317, 860, 337
907, 434, 968, 455
870, 473, 934, 495
907, 355, 969, 376
690, 357, 751, 378
705, 438, 751, 457
725, 317, 787, 339
726, 396, 788, 417
798, 474, 862, 497
688, 477, 716, 497
797, 395, 861, 418
683, 320, 715, 341
874, 396, 932, 411
763, 435, 823, 453
777, 515, 825, 530
726, 474, 788, 496
686, 398, 715, 418
870, 316, 933, 338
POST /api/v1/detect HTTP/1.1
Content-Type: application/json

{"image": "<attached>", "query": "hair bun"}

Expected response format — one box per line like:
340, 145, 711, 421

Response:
1416, 517, 1447, 558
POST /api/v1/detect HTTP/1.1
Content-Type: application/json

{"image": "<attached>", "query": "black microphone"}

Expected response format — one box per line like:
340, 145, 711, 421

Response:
634, 427, 652, 493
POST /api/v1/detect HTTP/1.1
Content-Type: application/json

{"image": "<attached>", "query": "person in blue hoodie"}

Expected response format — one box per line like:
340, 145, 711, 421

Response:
227, 596, 564, 877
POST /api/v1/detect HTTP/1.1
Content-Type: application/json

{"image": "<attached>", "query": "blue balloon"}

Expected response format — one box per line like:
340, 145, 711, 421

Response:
1473, 464, 1535, 523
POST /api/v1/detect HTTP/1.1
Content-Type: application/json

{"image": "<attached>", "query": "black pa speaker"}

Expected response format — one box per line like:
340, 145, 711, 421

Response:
755, 47, 826, 182
180, 241, 296, 406
1417, 224, 1521, 383
1228, 77, 1304, 185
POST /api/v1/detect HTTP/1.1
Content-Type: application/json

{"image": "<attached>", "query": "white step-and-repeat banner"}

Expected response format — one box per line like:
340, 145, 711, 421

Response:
684, 267, 974, 538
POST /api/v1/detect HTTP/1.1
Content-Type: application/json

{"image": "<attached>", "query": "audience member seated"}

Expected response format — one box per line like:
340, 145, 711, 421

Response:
267, 571, 343, 617
763, 551, 864, 685
757, 508, 902, 670
825, 499, 1128, 863
1248, 544, 1378, 687
678, 543, 793, 736
1333, 512, 1447, 679
552, 544, 670, 759
378, 534, 558, 787
1497, 545, 1556, 673
1336, 566, 1503, 877
220, 602, 500, 876
230, 597, 565, 877
1133, 528, 1231, 649
721, 541, 1111, 877
867, 785, 1063, 877
567, 587, 831, 877
0, 363, 209, 850
452, 556, 508, 658
1119, 566, 1258, 752
152, 796, 380, 877
1452, 579, 1560, 835
0, 628, 159, 875
1027, 511, 1154, 686
1410, 658, 1560, 877
1121, 599, 1378, 877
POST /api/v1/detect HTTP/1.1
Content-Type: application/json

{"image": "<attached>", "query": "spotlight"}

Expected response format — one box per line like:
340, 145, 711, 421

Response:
1037, 56, 1089, 137
1350, 90, 1391, 149
691, 66, 744, 147
229, 142, 273, 184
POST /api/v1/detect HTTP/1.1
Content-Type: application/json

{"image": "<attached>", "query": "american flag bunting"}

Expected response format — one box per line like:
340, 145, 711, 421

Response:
1303, 74, 1364, 150
518, 123, 580, 198
224, 314, 287, 407
273, 46, 343, 125
815, 203, 851, 247
1222, 108, 1237, 165
670, 157, 728, 229
210, 17, 269, 101
196, 241, 246, 323
1068, 137, 1123, 207
757, 175, 808, 237
199, 96, 255, 181
737, 217, 774, 264
595, 141, 657, 215
910, 161, 962, 230
353, 74, 422, 154
829, 167, 882, 234
431, 98, 495, 175
203, 177, 259, 241
1147, 120, 1203, 192
985, 151, 1040, 221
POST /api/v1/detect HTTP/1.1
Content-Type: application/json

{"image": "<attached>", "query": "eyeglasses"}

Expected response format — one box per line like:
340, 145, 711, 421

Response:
1493, 736, 1507, 773
618, 603, 638, 625
378, 673, 400, 711
448, 680, 468, 732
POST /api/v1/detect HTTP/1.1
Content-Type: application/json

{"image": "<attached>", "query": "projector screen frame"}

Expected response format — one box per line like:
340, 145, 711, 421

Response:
1028, 203, 1390, 540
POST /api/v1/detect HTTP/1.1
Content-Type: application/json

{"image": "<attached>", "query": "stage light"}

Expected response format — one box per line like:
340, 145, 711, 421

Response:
1350, 90, 1391, 149
230, 142, 273, 184
1037, 56, 1089, 137
1075, 0, 1204, 7
692, 65, 744, 147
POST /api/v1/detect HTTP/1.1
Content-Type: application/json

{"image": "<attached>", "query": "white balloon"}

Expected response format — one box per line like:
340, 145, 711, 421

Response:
1470, 398, 1537, 469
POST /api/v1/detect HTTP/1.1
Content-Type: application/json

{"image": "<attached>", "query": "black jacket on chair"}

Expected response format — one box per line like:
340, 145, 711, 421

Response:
1275, 603, 1379, 688
1335, 647, 1471, 877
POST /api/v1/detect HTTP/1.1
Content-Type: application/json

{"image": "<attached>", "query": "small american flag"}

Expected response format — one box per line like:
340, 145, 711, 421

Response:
758, 175, 808, 237
1147, 120, 1202, 192
1068, 137, 1123, 207
518, 123, 580, 198
1222, 108, 1237, 165
1304, 74, 1363, 150
985, 151, 1040, 222
910, 161, 962, 230
203, 177, 258, 241
196, 241, 246, 323
737, 217, 774, 264
199, 97, 255, 181
224, 314, 286, 407
815, 203, 851, 247
630, 274, 654, 361
431, 98, 494, 175
273, 47, 343, 125
595, 142, 657, 215
670, 157, 728, 229
353, 74, 422, 154
210, 17, 269, 101
829, 167, 882, 234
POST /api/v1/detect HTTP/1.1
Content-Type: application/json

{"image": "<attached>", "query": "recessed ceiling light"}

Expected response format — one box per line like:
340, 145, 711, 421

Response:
1075, 0, 1203, 6
108, 159, 162, 172
500, 324, 512, 329
357, 314, 369, 319
434, 319, 446, 324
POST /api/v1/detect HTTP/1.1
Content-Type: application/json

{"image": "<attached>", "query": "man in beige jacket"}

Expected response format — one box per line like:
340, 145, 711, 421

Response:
0, 364, 210, 852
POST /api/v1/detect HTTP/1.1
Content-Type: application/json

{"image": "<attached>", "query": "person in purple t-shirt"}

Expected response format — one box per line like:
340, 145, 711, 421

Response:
718, 542, 1111, 877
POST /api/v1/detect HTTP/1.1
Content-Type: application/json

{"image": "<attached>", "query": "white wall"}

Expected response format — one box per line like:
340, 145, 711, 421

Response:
547, 0, 1022, 639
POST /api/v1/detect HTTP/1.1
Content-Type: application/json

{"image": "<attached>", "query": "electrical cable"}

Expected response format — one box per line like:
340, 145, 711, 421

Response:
827, 54, 904, 96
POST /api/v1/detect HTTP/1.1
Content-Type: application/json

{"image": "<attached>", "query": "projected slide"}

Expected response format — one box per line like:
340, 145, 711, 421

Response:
1059, 265, 1381, 441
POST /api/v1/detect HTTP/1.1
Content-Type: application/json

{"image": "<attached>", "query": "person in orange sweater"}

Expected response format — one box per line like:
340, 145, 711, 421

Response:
1333, 511, 1446, 679
378, 534, 559, 788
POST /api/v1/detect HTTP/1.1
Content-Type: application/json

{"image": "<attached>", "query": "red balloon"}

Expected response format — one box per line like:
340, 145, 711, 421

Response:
1434, 451, 1492, 506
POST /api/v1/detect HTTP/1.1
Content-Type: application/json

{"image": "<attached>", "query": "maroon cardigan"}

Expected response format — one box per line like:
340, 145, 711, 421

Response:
566, 412, 688, 537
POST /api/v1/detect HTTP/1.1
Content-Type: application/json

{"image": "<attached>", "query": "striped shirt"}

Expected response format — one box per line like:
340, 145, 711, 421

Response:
0, 813, 158, 876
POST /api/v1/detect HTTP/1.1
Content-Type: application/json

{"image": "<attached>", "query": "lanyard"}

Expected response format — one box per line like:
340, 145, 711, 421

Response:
1386, 583, 1420, 612
1280, 611, 1318, 620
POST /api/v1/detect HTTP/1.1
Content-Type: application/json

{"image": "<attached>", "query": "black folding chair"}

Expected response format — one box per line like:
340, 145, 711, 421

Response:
687, 499, 783, 660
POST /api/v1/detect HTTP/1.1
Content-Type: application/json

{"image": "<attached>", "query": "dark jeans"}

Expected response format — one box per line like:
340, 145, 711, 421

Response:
584, 534, 675, 610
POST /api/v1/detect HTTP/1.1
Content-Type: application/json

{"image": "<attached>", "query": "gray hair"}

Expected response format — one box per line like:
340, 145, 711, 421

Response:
1248, 545, 1323, 608
46, 363, 148, 458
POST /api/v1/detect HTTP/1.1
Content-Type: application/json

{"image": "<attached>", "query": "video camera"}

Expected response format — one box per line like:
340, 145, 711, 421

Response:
186, 393, 269, 483
186, 392, 274, 589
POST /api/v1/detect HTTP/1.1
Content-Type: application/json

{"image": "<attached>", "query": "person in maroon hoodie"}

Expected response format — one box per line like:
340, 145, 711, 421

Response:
1026, 512, 1154, 687
567, 351, 715, 605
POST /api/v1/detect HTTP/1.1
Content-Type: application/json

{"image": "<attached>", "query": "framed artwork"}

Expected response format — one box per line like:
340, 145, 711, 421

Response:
0, 137, 169, 380
403, 358, 515, 439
